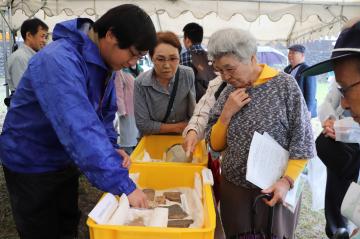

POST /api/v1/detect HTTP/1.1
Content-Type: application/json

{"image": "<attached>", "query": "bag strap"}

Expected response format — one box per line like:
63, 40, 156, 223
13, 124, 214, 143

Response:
162, 69, 180, 123
214, 81, 227, 100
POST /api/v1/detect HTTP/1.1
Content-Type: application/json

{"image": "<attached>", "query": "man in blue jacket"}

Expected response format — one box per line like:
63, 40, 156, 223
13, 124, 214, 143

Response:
284, 44, 317, 118
0, 4, 156, 238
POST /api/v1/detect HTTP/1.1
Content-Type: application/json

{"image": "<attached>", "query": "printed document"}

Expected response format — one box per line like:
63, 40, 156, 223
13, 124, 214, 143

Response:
246, 131, 302, 212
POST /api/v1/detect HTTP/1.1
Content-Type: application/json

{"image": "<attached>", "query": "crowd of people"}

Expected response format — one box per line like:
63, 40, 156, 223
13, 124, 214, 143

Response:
0, 3, 360, 239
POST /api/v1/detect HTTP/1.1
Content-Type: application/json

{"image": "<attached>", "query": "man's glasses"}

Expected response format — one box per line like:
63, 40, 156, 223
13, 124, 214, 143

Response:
129, 47, 147, 61
338, 81, 360, 97
154, 56, 180, 64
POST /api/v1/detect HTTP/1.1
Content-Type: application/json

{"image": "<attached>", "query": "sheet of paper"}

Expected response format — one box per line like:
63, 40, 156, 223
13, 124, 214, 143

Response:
341, 182, 360, 227
88, 193, 118, 224
149, 208, 169, 227
194, 172, 203, 199
107, 194, 130, 225
246, 131, 289, 189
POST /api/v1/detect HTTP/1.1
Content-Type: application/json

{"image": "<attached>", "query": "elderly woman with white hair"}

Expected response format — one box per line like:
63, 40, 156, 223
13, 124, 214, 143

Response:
205, 28, 315, 239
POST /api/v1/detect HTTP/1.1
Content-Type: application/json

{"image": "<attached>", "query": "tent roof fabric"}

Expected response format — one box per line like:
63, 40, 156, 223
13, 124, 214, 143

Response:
2, 0, 360, 44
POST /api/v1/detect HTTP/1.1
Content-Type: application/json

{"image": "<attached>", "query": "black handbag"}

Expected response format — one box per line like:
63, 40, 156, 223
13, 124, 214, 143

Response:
316, 133, 360, 180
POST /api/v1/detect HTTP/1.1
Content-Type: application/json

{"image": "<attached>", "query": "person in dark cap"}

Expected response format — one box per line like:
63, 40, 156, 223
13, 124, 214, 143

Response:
284, 44, 317, 118
302, 17, 360, 238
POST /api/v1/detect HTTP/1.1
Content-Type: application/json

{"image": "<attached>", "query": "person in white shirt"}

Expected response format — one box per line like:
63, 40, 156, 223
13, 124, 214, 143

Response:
182, 75, 224, 155
7, 18, 48, 93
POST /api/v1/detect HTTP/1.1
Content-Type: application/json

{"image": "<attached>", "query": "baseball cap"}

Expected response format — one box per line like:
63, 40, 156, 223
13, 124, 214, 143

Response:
288, 44, 306, 53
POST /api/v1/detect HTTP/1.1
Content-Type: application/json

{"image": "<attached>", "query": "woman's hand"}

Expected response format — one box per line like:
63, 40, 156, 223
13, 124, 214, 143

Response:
322, 118, 336, 139
261, 178, 291, 207
116, 149, 131, 169
182, 130, 198, 157
172, 121, 188, 134
159, 121, 188, 134
219, 88, 250, 125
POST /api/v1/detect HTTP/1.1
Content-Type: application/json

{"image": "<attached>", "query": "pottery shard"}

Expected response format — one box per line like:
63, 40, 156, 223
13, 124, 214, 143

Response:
143, 189, 155, 201
166, 204, 188, 219
148, 200, 158, 209
155, 195, 166, 205
163, 192, 182, 203
126, 217, 145, 226
167, 219, 194, 228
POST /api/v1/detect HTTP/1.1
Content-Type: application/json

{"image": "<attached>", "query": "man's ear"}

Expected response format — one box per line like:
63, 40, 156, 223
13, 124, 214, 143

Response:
184, 37, 192, 48
105, 30, 117, 44
25, 32, 33, 41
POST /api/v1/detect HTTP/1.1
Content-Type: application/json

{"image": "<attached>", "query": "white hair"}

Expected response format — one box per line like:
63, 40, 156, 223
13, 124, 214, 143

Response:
207, 28, 257, 63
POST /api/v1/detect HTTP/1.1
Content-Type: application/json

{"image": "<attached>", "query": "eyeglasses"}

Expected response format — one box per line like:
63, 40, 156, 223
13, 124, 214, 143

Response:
338, 81, 360, 97
154, 56, 179, 64
214, 65, 240, 76
129, 47, 147, 61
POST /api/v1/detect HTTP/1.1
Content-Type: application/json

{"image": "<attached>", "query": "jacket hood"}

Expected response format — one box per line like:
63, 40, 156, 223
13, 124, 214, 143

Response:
52, 18, 94, 45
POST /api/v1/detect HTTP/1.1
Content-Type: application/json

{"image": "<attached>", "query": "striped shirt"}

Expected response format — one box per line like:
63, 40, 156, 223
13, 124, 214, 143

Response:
180, 44, 205, 67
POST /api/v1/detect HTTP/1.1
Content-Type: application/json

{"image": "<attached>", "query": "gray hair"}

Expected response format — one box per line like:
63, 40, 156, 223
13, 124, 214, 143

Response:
207, 28, 257, 63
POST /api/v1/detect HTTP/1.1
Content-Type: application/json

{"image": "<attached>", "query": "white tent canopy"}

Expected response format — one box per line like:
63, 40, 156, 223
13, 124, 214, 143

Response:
2, 0, 360, 44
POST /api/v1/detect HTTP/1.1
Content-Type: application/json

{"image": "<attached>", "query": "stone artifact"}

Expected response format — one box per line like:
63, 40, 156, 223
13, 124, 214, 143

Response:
163, 191, 182, 203
148, 200, 158, 209
165, 204, 188, 219
155, 195, 166, 205
165, 144, 191, 163
167, 219, 194, 228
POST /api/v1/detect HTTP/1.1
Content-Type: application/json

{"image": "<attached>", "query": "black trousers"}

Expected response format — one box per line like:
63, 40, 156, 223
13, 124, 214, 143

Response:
325, 168, 358, 238
3, 166, 81, 239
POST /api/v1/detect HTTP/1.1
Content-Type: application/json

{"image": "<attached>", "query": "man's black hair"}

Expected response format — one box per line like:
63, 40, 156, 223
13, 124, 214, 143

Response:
183, 22, 203, 44
93, 4, 156, 52
20, 18, 49, 40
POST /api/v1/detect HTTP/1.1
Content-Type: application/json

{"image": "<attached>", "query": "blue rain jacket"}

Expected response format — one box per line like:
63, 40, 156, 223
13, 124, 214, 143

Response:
0, 18, 136, 195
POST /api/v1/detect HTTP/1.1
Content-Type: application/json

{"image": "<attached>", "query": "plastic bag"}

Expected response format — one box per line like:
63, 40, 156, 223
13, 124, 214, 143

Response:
307, 156, 327, 211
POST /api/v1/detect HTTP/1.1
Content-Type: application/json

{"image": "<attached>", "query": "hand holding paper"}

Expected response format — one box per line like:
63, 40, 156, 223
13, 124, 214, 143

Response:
246, 131, 304, 212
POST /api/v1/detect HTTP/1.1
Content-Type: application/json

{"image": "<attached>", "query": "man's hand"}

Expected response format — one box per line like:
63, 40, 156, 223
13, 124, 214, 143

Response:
116, 149, 131, 169
182, 130, 198, 157
127, 188, 148, 208
261, 177, 290, 207
322, 118, 336, 139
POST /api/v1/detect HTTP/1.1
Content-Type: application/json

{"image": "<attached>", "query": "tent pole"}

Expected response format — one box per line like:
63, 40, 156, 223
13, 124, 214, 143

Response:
1, 8, 9, 99
156, 11, 162, 31
291, 18, 342, 42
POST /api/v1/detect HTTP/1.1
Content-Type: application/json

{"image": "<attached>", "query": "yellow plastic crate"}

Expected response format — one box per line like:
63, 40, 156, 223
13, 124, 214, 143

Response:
87, 164, 216, 239
130, 135, 208, 166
